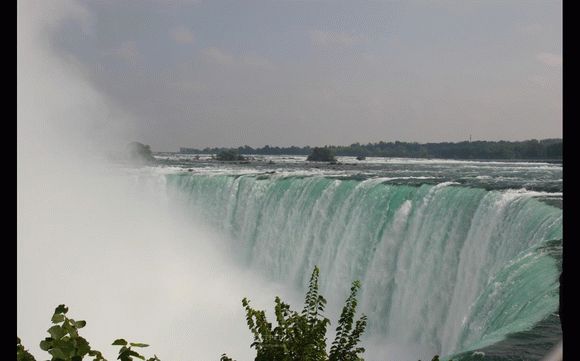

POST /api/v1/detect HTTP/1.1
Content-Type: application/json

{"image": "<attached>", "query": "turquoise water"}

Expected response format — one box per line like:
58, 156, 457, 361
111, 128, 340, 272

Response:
160, 166, 560, 359
149, 156, 562, 360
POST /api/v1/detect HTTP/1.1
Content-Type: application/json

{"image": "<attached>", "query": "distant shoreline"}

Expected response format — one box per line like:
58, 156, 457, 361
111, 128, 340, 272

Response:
154, 153, 562, 164
175, 138, 562, 161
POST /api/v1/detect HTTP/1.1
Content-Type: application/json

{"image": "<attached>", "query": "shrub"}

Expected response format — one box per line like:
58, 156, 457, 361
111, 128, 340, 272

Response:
216, 149, 246, 161
222, 266, 367, 361
126, 141, 155, 164
17, 305, 159, 361
307, 147, 336, 162
17, 270, 449, 361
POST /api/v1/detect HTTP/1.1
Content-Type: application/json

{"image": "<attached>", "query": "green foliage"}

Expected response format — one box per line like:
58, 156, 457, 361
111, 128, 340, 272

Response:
17, 286, 451, 361
37, 304, 105, 361
113, 339, 160, 361
307, 147, 336, 162
17, 337, 36, 361
216, 149, 246, 161
329, 281, 367, 361
126, 142, 156, 164
17, 305, 159, 361
222, 266, 367, 361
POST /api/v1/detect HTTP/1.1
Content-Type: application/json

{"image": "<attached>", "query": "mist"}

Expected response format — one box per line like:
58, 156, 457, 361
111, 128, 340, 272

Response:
17, 1, 299, 359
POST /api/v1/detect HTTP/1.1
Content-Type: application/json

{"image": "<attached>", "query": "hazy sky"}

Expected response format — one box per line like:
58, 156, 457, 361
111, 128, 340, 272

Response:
52, 0, 562, 151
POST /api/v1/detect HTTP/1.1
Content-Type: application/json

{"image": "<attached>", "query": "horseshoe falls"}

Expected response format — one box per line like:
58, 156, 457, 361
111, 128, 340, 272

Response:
156, 157, 562, 361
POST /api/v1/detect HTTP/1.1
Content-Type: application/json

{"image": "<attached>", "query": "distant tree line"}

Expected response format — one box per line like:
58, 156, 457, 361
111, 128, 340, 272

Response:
179, 139, 562, 160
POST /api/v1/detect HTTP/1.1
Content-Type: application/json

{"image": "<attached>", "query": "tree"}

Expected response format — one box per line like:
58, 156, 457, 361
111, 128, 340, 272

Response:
307, 147, 336, 162
222, 266, 367, 361
126, 141, 155, 164
216, 149, 246, 161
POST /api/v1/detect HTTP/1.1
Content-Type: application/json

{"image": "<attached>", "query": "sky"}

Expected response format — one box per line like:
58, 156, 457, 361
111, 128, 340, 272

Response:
49, 0, 561, 152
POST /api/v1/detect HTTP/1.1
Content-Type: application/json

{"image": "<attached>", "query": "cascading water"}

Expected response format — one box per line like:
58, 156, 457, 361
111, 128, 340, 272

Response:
165, 172, 562, 360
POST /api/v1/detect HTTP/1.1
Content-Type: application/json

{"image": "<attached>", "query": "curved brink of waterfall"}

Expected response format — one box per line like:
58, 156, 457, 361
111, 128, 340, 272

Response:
165, 173, 562, 359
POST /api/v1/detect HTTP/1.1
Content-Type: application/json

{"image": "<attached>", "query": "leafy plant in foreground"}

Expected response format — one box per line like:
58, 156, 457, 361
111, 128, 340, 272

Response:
38, 304, 105, 361
222, 266, 367, 360
329, 281, 367, 361
17, 280, 450, 361
17, 305, 159, 361
111, 339, 160, 361
17, 337, 36, 361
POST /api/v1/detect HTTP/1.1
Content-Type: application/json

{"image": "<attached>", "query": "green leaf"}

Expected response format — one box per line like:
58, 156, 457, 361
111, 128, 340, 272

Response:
49, 347, 67, 359
119, 349, 145, 360
39, 339, 52, 351
76, 337, 91, 356
61, 321, 79, 338
53, 339, 75, 355
69, 328, 79, 338
54, 305, 69, 315
112, 339, 128, 346
51, 314, 65, 323
48, 325, 66, 340
130, 343, 150, 348
75, 320, 87, 329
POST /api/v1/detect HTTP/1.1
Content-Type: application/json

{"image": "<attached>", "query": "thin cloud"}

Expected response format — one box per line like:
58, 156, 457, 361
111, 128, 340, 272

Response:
202, 47, 275, 70
202, 47, 234, 65
515, 23, 544, 36
310, 30, 363, 47
536, 52, 562, 67
529, 75, 549, 87
528, 74, 559, 89
241, 54, 276, 70
104, 41, 140, 64
171, 26, 195, 45
145, 0, 201, 4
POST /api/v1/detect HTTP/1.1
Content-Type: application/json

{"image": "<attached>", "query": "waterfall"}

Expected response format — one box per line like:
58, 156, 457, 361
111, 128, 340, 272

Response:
166, 173, 562, 358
